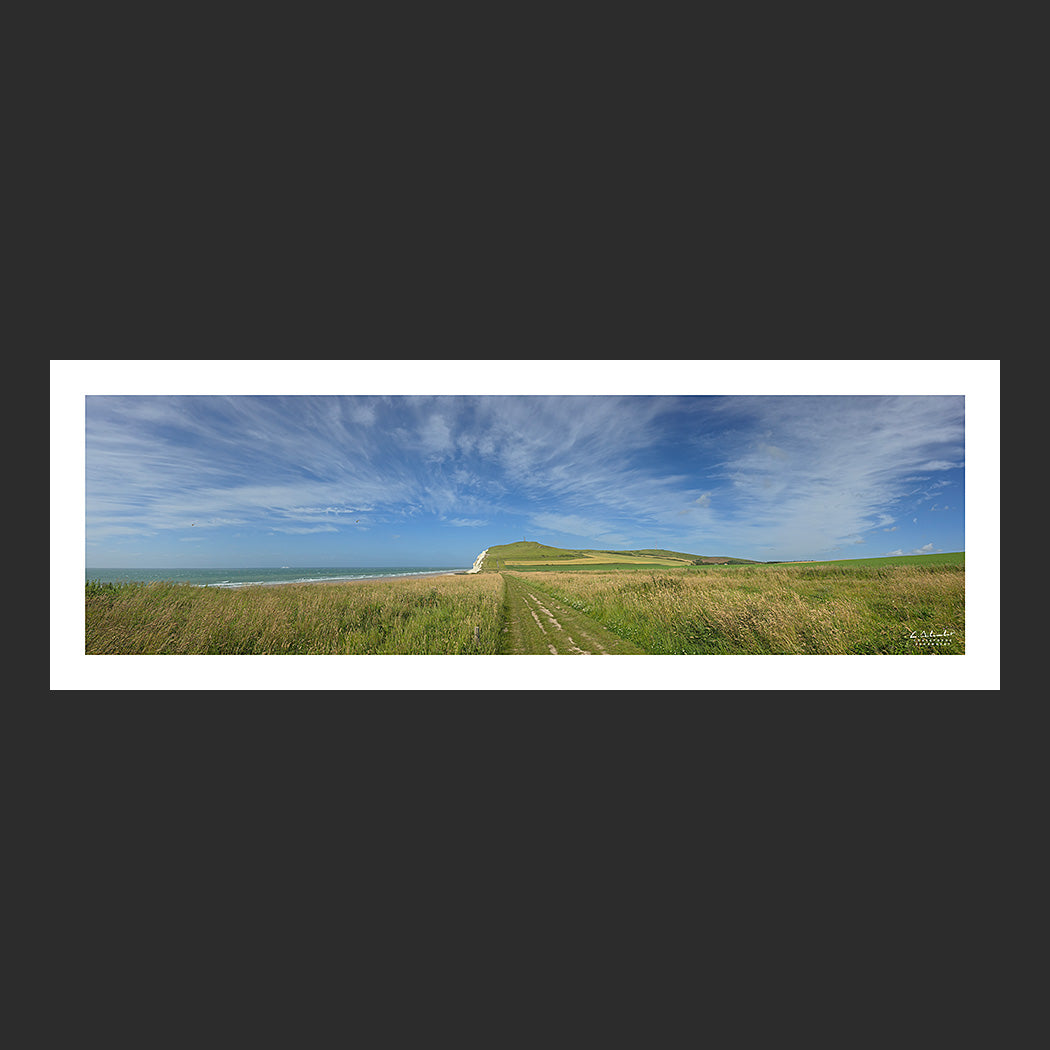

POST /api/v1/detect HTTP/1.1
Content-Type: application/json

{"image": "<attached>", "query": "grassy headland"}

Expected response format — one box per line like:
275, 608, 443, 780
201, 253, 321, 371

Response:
478, 540, 758, 572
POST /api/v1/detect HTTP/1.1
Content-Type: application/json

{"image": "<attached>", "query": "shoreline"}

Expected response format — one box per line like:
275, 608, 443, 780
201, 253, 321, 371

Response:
305, 570, 466, 588
220, 570, 467, 589
89, 567, 469, 589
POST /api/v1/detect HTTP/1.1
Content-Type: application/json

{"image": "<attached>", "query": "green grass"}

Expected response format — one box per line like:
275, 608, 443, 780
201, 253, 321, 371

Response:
484, 541, 961, 573
511, 561, 689, 572
481, 540, 756, 572
507, 558, 964, 654
87, 551, 967, 656
86, 574, 506, 655
767, 552, 964, 570
602, 548, 759, 564
480, 541, 587, 566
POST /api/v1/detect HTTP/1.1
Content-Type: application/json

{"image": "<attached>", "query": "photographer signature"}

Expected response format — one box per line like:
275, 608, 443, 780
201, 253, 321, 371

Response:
908, 627, 957, 647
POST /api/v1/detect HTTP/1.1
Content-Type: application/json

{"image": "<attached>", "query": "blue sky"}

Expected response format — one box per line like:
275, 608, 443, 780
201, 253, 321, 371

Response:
83, 389, 965, 568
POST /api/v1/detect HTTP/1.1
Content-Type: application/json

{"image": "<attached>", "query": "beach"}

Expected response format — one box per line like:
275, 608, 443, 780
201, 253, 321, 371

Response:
308, 570, 464, 587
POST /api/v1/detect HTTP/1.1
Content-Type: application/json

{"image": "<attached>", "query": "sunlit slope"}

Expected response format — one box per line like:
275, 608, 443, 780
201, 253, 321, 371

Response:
479, 541, 758, 571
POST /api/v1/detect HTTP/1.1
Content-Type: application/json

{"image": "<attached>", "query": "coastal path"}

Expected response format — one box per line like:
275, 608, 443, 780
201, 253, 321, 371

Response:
499, 574, 645, 655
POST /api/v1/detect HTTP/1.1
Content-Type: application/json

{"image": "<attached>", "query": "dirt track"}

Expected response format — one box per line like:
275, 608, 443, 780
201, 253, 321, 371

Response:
499, 574, 644, 655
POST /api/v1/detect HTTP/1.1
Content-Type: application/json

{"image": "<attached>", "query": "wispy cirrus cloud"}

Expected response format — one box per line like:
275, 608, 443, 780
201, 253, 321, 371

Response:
84, 393, 965, 563
86, 395, 683, 543
527, 512, 628, 545
671, 395, 965, 556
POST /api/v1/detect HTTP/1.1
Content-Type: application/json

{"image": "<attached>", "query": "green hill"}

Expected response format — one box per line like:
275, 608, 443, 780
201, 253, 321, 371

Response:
484, 541, 584, 562
479, 541, 758, 571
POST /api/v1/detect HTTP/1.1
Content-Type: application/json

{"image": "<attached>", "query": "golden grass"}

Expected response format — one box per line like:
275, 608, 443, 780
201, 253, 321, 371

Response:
511, 563, 964, 654
87, 561, 965, 656
502, 557, 682, 568
86, 573, 506, 655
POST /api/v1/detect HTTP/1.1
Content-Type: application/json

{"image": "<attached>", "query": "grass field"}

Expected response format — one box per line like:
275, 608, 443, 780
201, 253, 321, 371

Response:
509, 562, 688, 572
85, 573, 505, 655
86, 551, 964, 655
768, 552, 965, 570
480, 540, 755, 572
509, 555, 964, 654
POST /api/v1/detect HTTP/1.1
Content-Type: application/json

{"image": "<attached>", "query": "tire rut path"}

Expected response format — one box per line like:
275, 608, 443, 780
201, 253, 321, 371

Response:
499, 574, 645, 655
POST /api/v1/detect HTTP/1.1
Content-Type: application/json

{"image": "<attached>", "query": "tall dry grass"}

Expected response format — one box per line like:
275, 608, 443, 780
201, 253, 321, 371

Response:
512, 563, 964, 654
86, 573, 505, 655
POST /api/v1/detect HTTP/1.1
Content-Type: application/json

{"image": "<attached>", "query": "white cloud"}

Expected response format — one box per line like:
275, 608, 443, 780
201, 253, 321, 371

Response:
689, 395, 964, 557
269, 524, 339, 535
529, 512, 609, 536
886, 543, 938, 556
83, 393, 964, 563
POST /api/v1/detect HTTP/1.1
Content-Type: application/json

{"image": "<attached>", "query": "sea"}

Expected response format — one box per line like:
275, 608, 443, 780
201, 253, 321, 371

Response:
85, 566, 467, 589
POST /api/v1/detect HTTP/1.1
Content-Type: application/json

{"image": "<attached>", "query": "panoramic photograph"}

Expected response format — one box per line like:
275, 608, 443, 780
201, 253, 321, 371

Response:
80, 384, 968, 662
